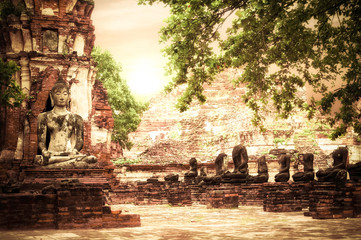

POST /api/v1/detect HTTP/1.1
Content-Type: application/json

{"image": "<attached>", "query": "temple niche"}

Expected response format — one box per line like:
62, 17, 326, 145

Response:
0, 0, 115, 168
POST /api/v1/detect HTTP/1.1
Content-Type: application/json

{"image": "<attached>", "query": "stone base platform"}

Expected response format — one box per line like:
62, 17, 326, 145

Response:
237, 183, 264, 206
263, 182, 303, 212
0, 167, 141, 230
206, 185, 238, 209
20, 168, 113, 191
306, 182, 354, 219
109, 179, 361, 220
0, 183, 141, 230
110, 181, 265, 207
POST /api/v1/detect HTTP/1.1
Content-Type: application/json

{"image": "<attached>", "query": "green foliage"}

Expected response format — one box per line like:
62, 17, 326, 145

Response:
0, 0, 25, 19
139, 0, 361, 139
273, 137, 286, 145
269, 154, 277, 160
0, 58, 25, 108
169, 122, 182, 139
91, 46, 148, 150
292, 121, 321, 150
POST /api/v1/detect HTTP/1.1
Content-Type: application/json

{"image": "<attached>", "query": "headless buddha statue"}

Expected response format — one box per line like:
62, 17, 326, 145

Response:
316, 147, 348, 183
34, 78, 97, 169
197, 153, 227, 185
247, 155, 269, 183
222, 144, 249, 183
184, 157, 198, 184
292, 153, 315, 182
274, 154, 290, 182
184, 158, 198, 178
215, 153, 227, 176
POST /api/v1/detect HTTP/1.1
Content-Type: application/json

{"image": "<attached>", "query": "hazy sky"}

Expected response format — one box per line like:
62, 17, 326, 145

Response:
92, 0, 170, 100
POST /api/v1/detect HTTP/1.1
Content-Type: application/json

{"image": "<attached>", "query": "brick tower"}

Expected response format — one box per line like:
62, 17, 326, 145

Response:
0, 0, 114, 169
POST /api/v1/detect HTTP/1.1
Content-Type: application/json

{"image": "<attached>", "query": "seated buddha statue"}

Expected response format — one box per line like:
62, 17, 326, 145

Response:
274, 154, 290, 182
292, 153, 315, 182
247, 155, 269, 183
184, 158, 198, 178
34, 78, 97, 169
196, 153, 228, 185
222, 144, 249, 183
215, 153, 227, 176
316, 147, 348, 183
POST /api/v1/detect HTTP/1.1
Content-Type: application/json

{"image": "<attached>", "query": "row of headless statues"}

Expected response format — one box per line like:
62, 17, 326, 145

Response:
183, 144, 361, 185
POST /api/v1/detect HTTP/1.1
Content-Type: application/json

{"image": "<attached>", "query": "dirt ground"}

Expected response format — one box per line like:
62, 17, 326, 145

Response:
1, 204, 361, 240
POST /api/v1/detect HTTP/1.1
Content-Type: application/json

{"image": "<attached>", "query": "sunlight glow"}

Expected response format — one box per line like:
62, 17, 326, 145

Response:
126, 59, 167, 98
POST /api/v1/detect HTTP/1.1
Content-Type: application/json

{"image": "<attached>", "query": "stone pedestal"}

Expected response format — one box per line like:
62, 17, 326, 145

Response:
184, 176, 197, 185
237, 183, 264, 206
0, 166, 141, 229
166, 182, 192, 206
291, 181, 314, 209
206, 185, 238, 209
0, 193, 57, 229
263, 182, 303, 212
190, 185, 207, 205
307, 182, 354, 219
109, 182, 138, 204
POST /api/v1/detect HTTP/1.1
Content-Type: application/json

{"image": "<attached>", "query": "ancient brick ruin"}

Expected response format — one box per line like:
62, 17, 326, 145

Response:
115, 49, 361, 221
124, 69, 361, 175
0, 0, 138, 229
0, 0, 114, 167
1, 0, 361, 232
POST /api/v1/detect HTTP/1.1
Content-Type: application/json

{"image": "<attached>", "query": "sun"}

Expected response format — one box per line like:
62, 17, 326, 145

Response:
126, 59, 167, 98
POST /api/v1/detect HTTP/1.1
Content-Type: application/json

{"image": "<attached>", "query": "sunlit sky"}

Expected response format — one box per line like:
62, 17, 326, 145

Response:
92, 0, 170, 101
